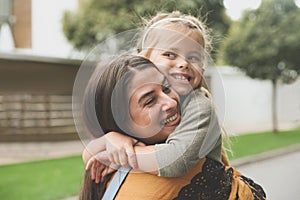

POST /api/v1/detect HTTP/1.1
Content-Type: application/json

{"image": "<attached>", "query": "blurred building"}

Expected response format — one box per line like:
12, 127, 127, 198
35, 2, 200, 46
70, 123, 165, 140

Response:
0, 0, 81, 142
0, 0, 79, 56
207, 66, 300, 134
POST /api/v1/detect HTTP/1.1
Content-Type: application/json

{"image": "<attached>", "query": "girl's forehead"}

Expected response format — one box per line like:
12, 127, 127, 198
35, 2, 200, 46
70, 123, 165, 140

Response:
157, 24, 204, 47
144, 27, 204, 53
158, 32, 203, 52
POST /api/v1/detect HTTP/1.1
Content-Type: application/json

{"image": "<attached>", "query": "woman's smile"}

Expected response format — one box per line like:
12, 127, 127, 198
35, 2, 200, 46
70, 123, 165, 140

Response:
162, 112, 181, 127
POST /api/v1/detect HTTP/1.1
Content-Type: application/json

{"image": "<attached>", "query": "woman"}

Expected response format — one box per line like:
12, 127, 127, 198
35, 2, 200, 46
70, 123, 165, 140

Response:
79, 55, 266, 199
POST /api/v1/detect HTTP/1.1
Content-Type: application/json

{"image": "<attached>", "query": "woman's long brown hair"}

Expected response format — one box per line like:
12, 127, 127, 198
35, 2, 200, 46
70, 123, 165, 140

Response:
80, 55, 158, 200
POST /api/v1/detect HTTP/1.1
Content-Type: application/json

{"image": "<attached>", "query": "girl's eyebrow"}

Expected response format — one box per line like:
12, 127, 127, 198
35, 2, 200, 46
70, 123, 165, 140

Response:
169, 47, 179, 52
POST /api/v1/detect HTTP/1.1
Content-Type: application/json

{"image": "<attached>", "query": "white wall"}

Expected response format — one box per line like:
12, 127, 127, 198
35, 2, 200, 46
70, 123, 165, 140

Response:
207, 66, 300, 134
31, 0, 78, 57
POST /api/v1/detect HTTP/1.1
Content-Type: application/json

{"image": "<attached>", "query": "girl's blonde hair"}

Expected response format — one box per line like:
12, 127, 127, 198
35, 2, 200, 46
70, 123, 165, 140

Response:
137, 11, 212, 58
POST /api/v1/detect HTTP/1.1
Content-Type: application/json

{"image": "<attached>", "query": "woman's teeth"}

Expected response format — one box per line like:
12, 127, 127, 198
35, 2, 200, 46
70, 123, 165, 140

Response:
163, 113, 178, 125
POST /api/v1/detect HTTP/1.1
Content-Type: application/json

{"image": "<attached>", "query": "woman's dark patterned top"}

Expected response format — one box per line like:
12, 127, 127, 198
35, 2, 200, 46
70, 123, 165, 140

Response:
174, 158, 266, 200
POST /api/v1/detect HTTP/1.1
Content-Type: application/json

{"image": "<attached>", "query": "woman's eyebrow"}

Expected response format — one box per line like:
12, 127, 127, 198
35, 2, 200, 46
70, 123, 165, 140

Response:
138, 91, 155, 104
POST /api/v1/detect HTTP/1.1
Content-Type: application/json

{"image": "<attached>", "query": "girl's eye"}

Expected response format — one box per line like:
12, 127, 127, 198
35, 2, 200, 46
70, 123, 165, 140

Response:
187, 55, 201, 62
144, 97, 155, 107
162, 84, 172, 94
163, 52, 176, 59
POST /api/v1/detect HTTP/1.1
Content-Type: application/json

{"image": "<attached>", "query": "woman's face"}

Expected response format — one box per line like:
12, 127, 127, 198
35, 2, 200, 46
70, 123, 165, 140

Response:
146, 28, 205, 95
128, 67, 181, 144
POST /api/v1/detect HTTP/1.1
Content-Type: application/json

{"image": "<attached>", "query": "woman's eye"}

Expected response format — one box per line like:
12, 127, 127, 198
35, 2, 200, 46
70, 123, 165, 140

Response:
144, 98, 155, 107
163, 52, 176, 59
162, 84, 172, 94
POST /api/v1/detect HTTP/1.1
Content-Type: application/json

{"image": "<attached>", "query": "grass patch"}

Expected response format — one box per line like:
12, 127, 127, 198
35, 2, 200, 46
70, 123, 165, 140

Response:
227, 128, 300, 160
0, 155, 84, 200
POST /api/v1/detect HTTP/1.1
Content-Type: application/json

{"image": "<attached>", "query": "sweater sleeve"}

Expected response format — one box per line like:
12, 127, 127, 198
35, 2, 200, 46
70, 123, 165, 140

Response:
154, 89, 222, 177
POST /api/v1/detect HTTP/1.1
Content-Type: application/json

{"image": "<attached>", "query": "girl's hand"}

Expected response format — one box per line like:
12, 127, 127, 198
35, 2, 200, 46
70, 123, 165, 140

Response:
105, 131, 146, 169
86, 151, 117, 183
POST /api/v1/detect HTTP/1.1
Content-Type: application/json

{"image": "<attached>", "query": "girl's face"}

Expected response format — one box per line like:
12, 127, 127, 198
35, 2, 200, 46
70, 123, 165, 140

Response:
128, 67, 181, 144
146, 29, 205, 95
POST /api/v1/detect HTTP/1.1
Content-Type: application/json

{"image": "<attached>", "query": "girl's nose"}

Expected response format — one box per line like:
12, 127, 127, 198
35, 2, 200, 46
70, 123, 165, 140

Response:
176, 57, 189, 70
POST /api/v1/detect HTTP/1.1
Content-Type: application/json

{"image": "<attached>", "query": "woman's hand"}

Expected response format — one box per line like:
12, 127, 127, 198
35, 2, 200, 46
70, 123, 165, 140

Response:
105, 131, 146, 169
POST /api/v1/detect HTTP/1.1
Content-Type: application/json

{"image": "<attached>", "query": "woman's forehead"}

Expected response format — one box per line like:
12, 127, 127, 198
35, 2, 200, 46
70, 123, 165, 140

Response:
128, 67, 164, 95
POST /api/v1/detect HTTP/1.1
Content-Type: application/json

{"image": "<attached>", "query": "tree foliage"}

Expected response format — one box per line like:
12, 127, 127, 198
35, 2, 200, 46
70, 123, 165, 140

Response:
62, 0, 231, 53
219, 0, 300, 132
220, 0, 300, 83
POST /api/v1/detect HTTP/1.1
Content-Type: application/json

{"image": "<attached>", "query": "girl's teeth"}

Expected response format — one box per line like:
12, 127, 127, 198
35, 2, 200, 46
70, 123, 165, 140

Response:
175, 75, 188, 81
163, 113, 178, 125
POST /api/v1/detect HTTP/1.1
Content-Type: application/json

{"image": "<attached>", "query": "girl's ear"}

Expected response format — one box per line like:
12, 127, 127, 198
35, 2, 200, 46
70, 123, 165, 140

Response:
201, 67, 205, 75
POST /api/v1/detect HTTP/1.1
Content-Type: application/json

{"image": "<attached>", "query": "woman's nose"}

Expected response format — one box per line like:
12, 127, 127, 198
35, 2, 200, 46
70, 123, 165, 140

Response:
160, 93, 177, 112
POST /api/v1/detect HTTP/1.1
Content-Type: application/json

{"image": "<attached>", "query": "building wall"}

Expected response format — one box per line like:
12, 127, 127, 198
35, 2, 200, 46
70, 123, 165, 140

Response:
0, 54, 81, 141
12, 0, 32, 48
31, 0, 78, 57
207, 66, 300, 134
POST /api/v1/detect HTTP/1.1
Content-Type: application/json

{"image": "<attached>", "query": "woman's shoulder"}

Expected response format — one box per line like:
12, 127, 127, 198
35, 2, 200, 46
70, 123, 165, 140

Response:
114, 159, 207, 200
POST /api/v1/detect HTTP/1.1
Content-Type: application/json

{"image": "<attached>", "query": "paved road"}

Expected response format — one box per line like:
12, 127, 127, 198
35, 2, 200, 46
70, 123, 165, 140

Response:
236, 151, 300, 200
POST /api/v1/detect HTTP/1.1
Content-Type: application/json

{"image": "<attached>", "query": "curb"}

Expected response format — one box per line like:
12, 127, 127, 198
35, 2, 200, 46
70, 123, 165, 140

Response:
230, 143, 300, 167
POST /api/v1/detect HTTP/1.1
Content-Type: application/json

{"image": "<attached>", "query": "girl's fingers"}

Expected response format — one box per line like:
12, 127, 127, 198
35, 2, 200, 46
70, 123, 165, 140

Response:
94, 151, 110, 167
107, 153, 115, 166
110, 163, 119, 170
91, 161, 96, 180
119, 148, 129, 168
95, 163, 101, 184
86, 157, 95, 171
112, 152, 121, 166
135, 141, 146, 147
125, 144, 138, 169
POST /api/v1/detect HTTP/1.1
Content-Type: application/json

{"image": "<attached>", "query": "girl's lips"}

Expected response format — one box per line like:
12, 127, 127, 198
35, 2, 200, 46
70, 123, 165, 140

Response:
170, 73, 194, 85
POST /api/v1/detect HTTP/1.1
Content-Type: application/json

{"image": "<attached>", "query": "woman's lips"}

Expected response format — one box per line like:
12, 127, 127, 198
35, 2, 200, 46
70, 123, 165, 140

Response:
162, 112, 181, 127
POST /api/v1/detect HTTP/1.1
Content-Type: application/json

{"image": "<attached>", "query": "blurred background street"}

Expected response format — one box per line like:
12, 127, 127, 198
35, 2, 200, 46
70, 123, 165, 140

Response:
236, 147, 300, 200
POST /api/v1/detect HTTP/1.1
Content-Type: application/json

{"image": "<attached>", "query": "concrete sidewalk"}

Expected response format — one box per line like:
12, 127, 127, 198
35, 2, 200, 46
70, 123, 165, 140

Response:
0, 140, 84, 166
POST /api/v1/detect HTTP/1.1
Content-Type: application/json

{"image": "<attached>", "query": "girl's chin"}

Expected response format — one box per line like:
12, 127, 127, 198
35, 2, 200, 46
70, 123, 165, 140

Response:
174, 86, 193, 96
